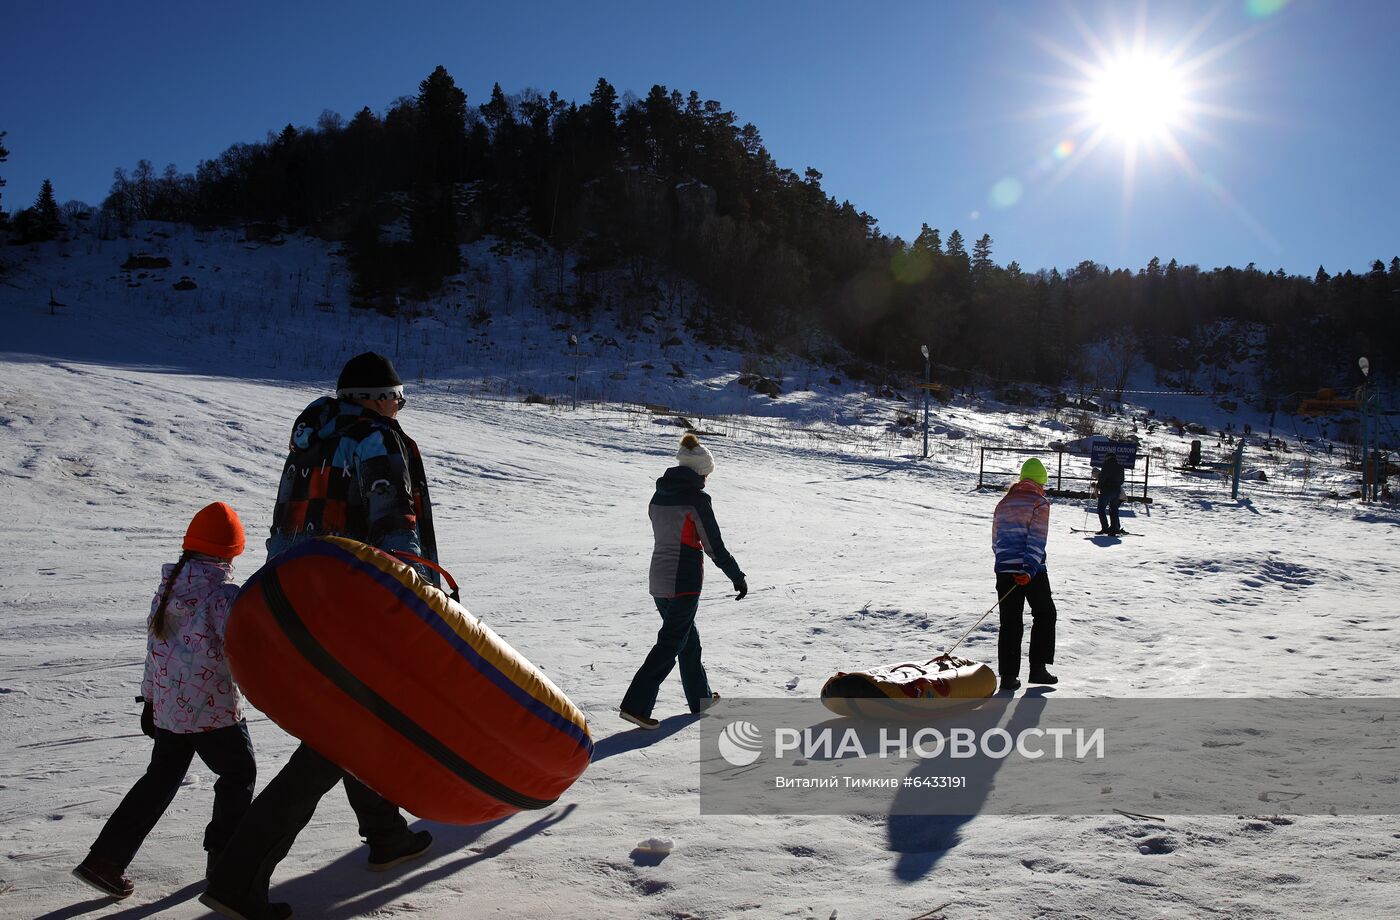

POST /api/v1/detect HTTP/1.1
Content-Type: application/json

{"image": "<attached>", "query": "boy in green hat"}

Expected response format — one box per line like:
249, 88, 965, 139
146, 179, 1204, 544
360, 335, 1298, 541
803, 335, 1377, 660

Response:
990, 458, 1058, 691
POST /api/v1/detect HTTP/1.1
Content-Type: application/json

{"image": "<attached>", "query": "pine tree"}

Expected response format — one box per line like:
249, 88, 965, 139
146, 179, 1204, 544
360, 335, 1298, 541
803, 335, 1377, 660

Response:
584, 77, 620, 173
588, 78, 619, 132
348, 106, 378, 132
913, 223, 941, 254
944, 228, 966, 260
32, 178, 62, 240
342, 106, 381, 193
972, 233, 994, 278
416, 65, 467, 186
633, 84, 680, 172
479, 82, 514, 135
944, 229, 969, 287
400, 68, 470, 296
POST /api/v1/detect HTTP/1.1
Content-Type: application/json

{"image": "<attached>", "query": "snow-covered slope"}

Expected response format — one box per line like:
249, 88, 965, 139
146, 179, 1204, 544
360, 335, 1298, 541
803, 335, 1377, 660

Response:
2, 229, 1398, 919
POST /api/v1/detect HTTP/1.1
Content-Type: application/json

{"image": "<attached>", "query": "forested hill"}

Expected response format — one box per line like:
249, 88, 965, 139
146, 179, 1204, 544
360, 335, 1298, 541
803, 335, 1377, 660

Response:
8, 66, 1398, 395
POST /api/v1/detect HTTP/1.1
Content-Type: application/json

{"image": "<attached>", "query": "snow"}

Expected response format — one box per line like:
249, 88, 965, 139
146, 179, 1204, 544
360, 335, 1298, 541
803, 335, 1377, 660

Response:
2, 226, 1399, 918
633, 838, 674, 855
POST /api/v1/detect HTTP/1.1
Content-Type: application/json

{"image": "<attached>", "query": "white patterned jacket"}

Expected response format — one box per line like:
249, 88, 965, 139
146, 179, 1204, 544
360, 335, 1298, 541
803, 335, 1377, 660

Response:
140, 557, 244, 732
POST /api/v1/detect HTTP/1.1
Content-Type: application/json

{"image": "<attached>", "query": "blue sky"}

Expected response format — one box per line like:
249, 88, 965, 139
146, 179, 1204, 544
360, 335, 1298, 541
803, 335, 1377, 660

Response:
4, 0, 1395, 276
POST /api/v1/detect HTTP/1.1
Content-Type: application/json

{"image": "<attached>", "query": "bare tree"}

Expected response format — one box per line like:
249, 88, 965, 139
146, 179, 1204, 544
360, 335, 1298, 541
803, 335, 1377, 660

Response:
1108, 331, 1138, 400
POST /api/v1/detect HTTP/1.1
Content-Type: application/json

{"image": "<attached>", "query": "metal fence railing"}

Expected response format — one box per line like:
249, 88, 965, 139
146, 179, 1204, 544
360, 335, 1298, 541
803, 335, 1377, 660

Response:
977, 445, 1154, 504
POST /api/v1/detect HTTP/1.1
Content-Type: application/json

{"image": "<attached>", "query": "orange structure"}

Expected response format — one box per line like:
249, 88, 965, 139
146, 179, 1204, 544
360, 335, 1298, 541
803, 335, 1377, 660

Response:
1297, 387, 1359, 416
226, 536, 592, 824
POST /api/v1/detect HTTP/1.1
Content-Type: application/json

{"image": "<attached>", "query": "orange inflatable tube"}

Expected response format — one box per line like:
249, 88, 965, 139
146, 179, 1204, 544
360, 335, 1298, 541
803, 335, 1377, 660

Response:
226, 536, 592, 824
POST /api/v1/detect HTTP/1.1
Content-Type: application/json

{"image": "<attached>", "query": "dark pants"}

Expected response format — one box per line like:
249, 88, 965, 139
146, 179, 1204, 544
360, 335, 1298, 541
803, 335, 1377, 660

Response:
996, 570, 1057, 681
1097, 491, 1123, 532
206, 742, 408, 908
620, 595, 711, 718
89, 720, 255, 870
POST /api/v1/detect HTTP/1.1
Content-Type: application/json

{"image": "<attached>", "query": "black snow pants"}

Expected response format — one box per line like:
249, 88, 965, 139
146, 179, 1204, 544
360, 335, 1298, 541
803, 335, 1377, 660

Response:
205, 742, 409, 910
995, 569, 1057, 681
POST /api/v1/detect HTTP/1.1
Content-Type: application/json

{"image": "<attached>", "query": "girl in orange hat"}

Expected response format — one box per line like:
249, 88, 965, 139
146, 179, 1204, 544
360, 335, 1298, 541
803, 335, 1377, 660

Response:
72, 502, 257, 900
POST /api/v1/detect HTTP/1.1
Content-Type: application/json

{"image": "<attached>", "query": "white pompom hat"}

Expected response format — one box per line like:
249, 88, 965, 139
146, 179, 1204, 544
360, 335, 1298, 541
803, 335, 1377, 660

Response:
676, 433, 715, 476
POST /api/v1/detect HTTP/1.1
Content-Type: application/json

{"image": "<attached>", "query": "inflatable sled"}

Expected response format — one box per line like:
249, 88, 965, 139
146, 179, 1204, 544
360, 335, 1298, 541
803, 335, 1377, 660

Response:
820, 654, 997, 719
226, 536, 592, 824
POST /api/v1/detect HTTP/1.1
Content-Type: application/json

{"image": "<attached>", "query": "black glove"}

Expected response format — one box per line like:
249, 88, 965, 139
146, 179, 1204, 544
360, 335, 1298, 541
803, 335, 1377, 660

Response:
733, 578, 748, 601
139, 699, 155, 738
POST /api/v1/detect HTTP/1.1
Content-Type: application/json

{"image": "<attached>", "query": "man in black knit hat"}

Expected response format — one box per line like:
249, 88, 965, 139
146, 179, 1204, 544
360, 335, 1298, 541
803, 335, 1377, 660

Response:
204, 352, 438, 920
263, 351, 440, 571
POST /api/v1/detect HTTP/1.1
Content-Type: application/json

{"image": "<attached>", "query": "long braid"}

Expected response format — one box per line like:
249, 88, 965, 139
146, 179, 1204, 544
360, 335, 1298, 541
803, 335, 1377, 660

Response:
150, 551, 194, 642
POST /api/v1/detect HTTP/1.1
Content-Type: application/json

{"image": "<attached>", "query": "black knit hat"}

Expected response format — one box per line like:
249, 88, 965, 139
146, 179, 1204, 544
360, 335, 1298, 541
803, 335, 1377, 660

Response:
336, 352, 403, 401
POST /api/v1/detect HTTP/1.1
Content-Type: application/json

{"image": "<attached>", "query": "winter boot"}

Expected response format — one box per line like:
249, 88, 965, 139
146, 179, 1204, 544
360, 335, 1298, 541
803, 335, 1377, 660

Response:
620, 708, 660, 730
367, 829, 433, 872
999, 678, 1022, 692
72, 855, 134, 900
199, 890, 293, 920
1028, 669, 1059, 685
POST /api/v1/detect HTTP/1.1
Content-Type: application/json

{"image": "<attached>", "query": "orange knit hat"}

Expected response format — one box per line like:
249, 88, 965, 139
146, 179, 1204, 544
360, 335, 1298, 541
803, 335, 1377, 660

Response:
184, 502, 246, 558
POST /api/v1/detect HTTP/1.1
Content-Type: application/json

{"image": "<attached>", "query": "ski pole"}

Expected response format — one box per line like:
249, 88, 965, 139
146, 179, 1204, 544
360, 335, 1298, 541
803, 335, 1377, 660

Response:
933, 584, 1020, 661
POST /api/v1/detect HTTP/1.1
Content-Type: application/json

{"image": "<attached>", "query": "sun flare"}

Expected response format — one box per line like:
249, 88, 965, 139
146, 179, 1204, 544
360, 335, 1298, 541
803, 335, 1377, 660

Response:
1087, 53, 1188, 143
1004, 4, 1271, 221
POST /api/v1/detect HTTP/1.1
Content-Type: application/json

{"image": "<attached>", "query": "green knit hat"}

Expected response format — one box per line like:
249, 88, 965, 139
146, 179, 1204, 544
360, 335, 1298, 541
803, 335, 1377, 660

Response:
1020, 457, 1048, 486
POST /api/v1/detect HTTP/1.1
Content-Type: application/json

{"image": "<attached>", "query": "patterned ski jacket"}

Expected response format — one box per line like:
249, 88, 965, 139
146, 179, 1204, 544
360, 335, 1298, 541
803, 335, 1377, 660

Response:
141, 557, 243, 732
992, 479, 1051, 577
268, 397, 438, 579
648, 466, 745, 598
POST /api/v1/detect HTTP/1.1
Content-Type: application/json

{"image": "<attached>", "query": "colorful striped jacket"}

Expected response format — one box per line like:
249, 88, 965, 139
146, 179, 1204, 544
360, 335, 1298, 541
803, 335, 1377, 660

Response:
141, 557, 244, 732
648, 466, 745, 598
267, 397, 438, 579
992, 479, 1051, 577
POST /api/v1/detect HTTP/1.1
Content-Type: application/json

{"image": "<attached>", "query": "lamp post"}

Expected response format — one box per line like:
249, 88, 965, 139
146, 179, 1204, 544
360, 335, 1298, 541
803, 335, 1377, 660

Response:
394, 296, 404, 357
569, 334, 580, 410
921, 344, 931, 460
1359, 356, 1371, 501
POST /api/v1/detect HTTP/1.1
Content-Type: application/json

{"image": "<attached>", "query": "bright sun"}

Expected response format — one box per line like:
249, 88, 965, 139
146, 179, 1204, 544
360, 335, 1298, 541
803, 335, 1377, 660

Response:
1006, 6, 1275, 240
1087, 53, 1188, 143
1017, 15, 1234, 209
